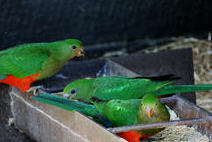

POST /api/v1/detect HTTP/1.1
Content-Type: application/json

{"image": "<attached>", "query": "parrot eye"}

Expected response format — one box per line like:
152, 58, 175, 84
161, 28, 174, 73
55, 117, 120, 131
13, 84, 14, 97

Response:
70, 88, 77, 94
72, 46, 77, 50
155, 101, 160, 106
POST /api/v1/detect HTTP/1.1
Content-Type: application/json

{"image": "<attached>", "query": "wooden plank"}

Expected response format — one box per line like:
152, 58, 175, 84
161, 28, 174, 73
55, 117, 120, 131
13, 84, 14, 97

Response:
166, 96, 212, 136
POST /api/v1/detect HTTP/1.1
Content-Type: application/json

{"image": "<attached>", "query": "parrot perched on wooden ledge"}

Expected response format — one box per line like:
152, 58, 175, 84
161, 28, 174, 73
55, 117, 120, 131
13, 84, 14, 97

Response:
62, 75, 212, 102
0, 39, 85, 92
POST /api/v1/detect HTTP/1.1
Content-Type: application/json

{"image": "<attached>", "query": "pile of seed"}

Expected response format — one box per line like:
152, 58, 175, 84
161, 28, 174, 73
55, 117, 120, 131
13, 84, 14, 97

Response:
150, 125, 210, 142
145, 106, 210, 142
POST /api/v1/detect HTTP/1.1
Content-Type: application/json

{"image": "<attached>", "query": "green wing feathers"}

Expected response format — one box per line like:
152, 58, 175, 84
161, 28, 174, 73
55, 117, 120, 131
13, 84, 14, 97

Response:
0, 74, 7, 80
91, 97, 140, 126
0, 43, 49, 78
93, 75, 179, 100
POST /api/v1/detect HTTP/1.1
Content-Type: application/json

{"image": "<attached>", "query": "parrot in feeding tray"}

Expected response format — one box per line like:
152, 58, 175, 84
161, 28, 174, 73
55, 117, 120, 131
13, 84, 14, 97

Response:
33, 93, 170, 142
90, 94, 170, 142
62, 75, 212, 102
0, 39, 85, 93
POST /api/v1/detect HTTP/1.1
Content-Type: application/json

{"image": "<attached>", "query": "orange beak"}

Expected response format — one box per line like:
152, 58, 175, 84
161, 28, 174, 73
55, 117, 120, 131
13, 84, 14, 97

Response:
146, 106, 153, 118
147, 110, 152, 118
76, 48, 85, 57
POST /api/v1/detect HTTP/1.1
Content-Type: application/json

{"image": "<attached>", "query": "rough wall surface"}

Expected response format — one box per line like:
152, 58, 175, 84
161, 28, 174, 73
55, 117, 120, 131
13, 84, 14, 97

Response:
0, 85, 34, 142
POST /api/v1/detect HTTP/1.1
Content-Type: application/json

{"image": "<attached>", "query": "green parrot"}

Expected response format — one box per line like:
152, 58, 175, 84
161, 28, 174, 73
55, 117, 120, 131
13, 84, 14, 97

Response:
91, 93, 170, 142
62, 75, 212, 102
0, 39, 84, 92
33, 93, 170, 142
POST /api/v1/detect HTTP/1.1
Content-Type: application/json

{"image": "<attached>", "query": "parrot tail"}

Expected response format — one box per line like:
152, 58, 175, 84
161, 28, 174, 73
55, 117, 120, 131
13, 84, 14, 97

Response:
117, 131, 151, 142
33, 93, 112, 127
33, 93, 97, 116
0, 74, 39, 92
155, 84, 212, 96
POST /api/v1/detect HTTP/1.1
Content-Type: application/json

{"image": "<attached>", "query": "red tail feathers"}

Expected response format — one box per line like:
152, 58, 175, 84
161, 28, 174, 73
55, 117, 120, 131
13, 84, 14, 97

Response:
0, 73, 39, 92
117, 131, 150, 142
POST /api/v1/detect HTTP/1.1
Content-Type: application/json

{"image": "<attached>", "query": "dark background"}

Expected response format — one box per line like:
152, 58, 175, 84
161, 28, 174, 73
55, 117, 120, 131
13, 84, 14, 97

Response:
0, 0, 212, 50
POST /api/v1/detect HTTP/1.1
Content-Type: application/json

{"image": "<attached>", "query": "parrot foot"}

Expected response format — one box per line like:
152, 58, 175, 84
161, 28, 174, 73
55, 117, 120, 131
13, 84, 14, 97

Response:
27, 86, 45, 96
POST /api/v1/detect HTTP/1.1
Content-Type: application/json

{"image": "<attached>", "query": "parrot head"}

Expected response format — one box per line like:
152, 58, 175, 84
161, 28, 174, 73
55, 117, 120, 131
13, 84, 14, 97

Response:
65, 39, 85, 57
52, 39, 85, 58
139, 93, 170, 121
62, 78, 94, 102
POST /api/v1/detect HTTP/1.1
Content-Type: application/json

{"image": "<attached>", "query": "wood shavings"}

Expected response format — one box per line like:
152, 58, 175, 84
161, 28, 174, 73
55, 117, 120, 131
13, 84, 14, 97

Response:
150, 125, 210, 142
145, 105, 211, 142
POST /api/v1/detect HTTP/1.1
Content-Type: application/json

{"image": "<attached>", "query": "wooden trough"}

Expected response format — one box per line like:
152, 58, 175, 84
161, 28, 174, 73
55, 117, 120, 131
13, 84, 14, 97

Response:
9, 49, 212, 141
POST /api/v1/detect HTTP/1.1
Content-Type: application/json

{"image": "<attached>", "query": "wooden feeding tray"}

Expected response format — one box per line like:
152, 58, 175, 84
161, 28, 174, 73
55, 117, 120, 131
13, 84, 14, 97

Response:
9, 49, 212, 141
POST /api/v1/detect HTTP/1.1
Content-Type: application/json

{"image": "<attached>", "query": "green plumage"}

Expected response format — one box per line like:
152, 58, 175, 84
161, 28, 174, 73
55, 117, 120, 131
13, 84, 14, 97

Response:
33, 93, 170, 136
0, 74, 6, 80
33, 93, 98, 117
63, 75, 177, 102
155, 84, 212, 96
91, 94, 170, 136
62, 75, 212, 102
32, 93, 112, 127
0, 39, 83, 79
94, 99, 141, 126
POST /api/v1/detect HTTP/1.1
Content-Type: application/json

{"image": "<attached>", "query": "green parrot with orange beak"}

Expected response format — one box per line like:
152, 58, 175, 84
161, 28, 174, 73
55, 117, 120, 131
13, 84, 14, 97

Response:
90, 93, 170, 142
0, 39, 84, 92
33, 92, 170, 142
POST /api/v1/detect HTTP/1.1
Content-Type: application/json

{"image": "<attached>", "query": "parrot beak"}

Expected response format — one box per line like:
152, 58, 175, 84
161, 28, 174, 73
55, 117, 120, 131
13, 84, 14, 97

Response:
85, 77, 93, 79
76, 48, 85, 57
63, 93, 71, 99
146, 106, 153, 118
147, 111, 152, 118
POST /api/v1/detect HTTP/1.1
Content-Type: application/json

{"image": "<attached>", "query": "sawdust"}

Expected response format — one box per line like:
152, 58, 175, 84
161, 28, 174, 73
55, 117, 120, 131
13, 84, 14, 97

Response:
138, 37, 212, 112
150, 126, 210, 142
145, 106, 210, 142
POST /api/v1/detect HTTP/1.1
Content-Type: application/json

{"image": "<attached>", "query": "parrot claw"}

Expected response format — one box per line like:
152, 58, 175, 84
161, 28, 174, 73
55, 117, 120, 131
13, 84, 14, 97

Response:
27, 86, 44, 96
